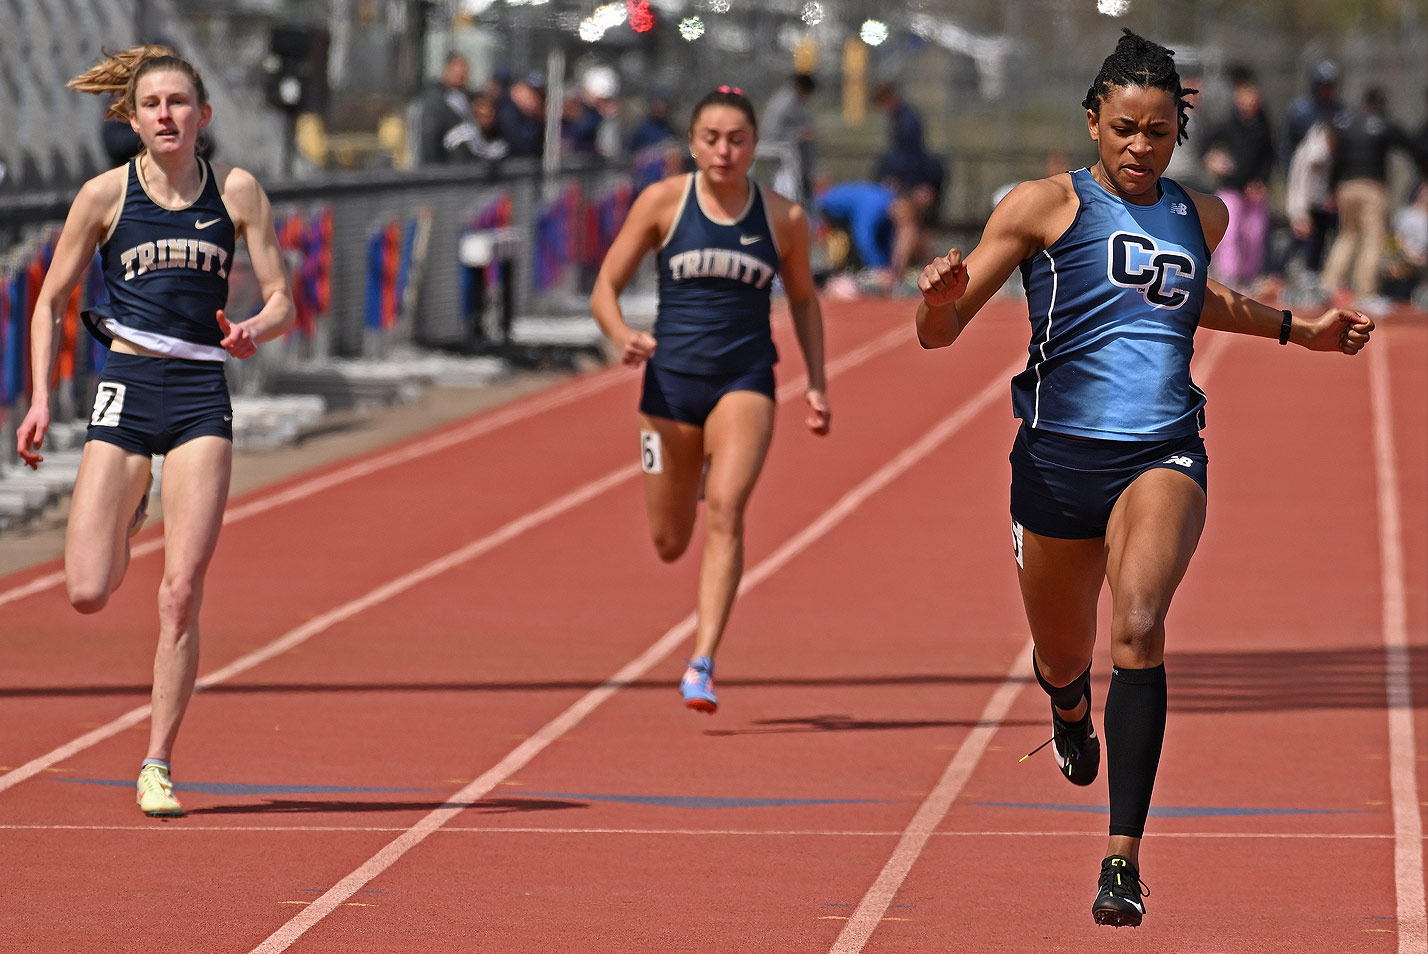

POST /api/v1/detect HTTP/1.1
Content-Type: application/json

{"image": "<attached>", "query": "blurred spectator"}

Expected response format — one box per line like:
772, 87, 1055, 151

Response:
1285, 60, 1344, 161
764, 73, 818, 203
1322, 87, 1425, 310
1284, 116, 1335, 301
1162, 70, 1209, 193
817, 179, 933, 291
563, 65, 622, 159
1201, 66, 1275, 288
417, 52, 473, 166
1384, 181, 1427, 305
627, 88, 678, 154
441, 92, 509, 163
872, 83, 945, 210
496, 71, 547, 159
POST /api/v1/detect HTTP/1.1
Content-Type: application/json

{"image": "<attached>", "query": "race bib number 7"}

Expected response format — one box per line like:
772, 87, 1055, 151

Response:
90, 382, 126, 427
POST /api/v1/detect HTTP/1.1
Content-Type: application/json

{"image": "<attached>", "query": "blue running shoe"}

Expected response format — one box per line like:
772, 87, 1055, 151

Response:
680, 656, 717, 713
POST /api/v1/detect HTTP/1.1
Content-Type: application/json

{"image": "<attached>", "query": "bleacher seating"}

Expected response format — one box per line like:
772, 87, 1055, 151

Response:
0, 0, 282, 194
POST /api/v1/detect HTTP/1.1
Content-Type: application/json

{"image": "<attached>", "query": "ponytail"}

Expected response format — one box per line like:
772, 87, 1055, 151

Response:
69, 45, 208, 121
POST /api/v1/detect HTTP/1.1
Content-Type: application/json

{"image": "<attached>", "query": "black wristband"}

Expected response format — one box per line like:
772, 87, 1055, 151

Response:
1278, 309, 1292, 346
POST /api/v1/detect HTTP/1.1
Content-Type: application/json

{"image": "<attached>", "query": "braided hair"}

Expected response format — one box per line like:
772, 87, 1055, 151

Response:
1082, 29, 1196, 144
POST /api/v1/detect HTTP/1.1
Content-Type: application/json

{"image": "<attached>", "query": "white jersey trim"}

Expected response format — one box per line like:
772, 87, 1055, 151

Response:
103, 169, 129, 246
758, 183, 783, 260
1030, 247, 1060, 429
659, 175, 695, 250
692, 172, 756, 226
97, 315, 228, 362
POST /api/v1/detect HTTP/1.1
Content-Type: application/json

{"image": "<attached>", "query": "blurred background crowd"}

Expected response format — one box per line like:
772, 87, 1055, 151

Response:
0, 0, 1424, 513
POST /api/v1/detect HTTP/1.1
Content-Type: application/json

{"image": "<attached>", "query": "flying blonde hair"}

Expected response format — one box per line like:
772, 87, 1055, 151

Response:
68, 45, 208, 121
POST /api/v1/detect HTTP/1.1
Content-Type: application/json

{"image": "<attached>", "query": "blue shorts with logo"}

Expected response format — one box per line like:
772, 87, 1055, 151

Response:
1009, 424, 1208, 539
86, 351, 233, 456
638, 361, 776, 427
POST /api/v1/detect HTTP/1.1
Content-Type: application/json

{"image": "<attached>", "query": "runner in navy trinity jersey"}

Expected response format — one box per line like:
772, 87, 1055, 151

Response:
591, 86, 830, 715
17, 46, 294, 818
912, 30, 1372, 927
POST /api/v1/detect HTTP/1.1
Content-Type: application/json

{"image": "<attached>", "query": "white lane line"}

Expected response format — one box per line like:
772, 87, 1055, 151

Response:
0, 325, 911, 796
0, 824, 1396, 839
1368, 330, 1428, 954
247, 363, 1019, 954
0, 372, 628, 609
827, 333, 1237, 954
0, 323, 903, 609
828, 638, 1032, 954
0, 466, 634, 796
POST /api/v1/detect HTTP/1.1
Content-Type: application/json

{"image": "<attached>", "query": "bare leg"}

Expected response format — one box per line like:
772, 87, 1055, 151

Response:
1100, 468, 1205, 867
638, 413, 705, 563
690, 391, 775, 660
146, 436, 231, 763
65, 441, 153, 613
1016, 530, 1105, 723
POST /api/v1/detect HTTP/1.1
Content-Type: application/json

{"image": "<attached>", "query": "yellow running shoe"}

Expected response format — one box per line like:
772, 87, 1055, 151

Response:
136, 764, 183, 817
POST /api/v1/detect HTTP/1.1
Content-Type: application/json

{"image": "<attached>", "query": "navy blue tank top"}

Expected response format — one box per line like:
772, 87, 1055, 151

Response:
86, 157, 235, 361
652, 174, 780, 375
1012, 169, 1210, 439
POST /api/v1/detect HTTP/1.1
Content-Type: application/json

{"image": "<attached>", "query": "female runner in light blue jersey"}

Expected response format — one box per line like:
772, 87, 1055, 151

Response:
591, 87, 830, 715
913, 31, 1372, 927
17, 46, 293, 817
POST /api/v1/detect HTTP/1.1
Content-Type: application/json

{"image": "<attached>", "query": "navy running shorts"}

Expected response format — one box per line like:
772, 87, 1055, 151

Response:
1009, 423, 1208, 539
86, 351, 233, 457
639, 362, 776, 427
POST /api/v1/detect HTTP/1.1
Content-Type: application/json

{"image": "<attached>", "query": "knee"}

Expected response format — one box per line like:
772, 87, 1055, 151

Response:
1035, 647, 1092, 686
1111, 603, 1164, 662
67, 583, 109, 615
652, 533, 688, 563
158, 576, 202, 626
702, 494, 746, 540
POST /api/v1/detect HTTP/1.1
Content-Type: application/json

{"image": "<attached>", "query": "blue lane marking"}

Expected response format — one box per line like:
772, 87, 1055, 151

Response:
53, 778, 429, 795
972, 801, 1361, 818
521, 792, 891, 809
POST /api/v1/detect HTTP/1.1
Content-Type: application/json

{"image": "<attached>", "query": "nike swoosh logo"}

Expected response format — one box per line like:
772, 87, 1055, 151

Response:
738, 234, 762, 245
195, 217, 222, 230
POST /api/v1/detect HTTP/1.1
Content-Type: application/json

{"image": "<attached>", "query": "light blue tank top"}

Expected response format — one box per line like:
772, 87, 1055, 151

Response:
1012, 168, 1210, 439
652, 174, 780, 375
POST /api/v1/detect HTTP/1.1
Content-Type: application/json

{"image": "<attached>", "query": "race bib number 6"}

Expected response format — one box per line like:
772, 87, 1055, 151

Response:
640, 429, 663, 474
90, 382, 126, 427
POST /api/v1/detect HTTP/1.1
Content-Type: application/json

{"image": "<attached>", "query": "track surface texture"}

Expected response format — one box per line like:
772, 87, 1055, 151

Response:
2, 298, 1424, 954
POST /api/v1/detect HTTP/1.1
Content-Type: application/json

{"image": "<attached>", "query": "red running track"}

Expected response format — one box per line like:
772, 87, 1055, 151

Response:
0, 298, 1423, 954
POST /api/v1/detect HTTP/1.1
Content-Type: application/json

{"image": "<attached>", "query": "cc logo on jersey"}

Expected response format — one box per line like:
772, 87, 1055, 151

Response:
1107, 231, 1196, 309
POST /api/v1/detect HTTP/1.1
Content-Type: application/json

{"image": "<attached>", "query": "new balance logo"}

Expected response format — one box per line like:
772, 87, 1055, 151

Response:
1170, 202, 1188, 215
738, 234, 762, 245
1164, 455, 1194, 467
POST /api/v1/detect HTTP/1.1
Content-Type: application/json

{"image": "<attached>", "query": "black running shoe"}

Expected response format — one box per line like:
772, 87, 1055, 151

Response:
1050, 685, 1099, 786
1093, 855, 1148, 927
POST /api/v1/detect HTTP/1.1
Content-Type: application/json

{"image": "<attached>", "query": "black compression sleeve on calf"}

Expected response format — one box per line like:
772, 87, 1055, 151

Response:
1105, 663, 1168, 839
1032, 655, 1092, 712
